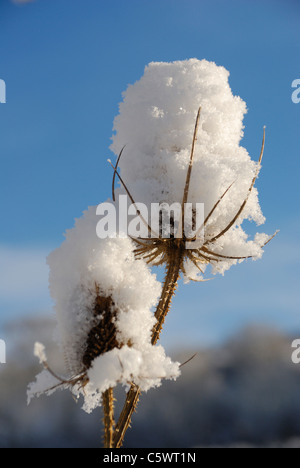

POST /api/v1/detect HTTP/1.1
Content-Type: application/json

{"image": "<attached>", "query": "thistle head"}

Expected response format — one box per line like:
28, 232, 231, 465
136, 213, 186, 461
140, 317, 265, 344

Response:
28, 208, 180, 412
110, 59, 278, 280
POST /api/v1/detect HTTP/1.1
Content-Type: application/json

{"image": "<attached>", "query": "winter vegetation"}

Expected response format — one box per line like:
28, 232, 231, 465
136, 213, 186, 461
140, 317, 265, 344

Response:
111, 59, 270, 279
28, 210, 180, 415
28, 59, 276, 447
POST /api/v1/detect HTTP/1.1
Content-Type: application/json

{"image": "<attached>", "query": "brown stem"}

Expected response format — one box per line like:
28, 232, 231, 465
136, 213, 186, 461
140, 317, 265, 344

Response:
112, 254, 182, 448
102, 387, 115, 448
152, 253, 182, 345
112, 385, 141, 448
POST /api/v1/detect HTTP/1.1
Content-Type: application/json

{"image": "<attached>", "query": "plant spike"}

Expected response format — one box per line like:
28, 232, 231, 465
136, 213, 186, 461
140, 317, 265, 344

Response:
178, 106, 202, 237
206, 127, 266, 244
108, 156, 160, 239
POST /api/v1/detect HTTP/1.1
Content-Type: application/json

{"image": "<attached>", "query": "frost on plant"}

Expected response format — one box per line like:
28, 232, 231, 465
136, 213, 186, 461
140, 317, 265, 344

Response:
29, 58, 276, 447
28, 206, 180, 413
108, 59, 277, 448
111, 59, 276, 280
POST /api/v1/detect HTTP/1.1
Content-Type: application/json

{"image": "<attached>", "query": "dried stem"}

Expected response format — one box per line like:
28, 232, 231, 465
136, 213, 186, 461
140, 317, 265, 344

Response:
152, 249, 183, 345
113, 385, 141, 448
102, 387, 115, 448
111, 110, 198, 448
113, 254, 182, 448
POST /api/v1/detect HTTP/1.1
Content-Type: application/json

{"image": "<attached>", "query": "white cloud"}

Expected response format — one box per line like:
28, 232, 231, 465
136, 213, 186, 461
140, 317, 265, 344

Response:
11, 0, 35, 4
0, 245, 52, 317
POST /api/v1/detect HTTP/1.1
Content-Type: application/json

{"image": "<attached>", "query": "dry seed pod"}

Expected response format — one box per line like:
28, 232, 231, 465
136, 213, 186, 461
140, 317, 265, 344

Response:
28, 208, 180, 413
111, 59, 277, 281
82, 287, 121, 370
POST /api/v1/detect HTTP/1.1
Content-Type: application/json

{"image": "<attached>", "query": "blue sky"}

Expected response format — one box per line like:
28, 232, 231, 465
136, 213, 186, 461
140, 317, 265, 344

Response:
0, 0, 300, 349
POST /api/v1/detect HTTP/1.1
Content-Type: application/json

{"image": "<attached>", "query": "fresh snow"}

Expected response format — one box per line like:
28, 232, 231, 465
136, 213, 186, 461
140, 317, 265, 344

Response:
28, 206, 180, 411
111, 58, 270, 278
29, 58, 272, 412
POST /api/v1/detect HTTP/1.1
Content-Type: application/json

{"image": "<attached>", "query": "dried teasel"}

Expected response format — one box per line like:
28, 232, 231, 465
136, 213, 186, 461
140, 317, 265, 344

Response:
110, 108, 277, 345
109, 58, 278, 447
29, 58, 279, 449
111, 60, 277, 273
82, 286, 121, 370
28, 213, 180, 416
110, 111, 277, 446
29, 286, 121, 398
29, 285, 124, 448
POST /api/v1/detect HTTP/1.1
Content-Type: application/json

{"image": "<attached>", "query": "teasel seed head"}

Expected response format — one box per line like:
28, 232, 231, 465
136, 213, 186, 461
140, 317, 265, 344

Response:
82, 286, 121, 370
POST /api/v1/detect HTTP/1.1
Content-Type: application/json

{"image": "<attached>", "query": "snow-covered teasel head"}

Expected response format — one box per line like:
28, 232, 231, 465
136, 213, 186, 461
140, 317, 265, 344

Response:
110, 59, 277, 280
27, 59, 278, 447
28, 206, 180, 412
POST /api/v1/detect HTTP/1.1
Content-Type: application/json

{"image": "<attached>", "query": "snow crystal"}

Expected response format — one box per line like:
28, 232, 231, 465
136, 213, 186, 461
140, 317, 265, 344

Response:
34, 342, 47, 364
27, 369, 67, 405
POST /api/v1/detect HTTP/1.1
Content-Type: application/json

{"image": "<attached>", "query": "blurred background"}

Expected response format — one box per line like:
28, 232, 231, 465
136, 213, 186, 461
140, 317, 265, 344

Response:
0, 0, 300, 448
